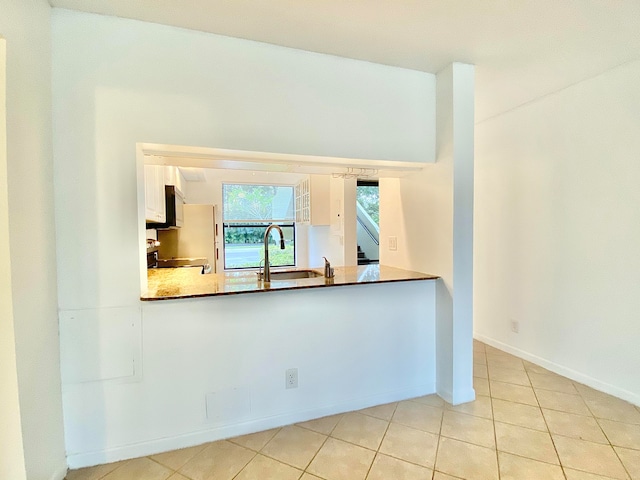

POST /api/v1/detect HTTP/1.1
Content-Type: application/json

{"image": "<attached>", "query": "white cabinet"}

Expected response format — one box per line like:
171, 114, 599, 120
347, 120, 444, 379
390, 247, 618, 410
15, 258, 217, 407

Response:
164, 166, 185, 194
296, 175, 330, 225
144, 165, 166, 223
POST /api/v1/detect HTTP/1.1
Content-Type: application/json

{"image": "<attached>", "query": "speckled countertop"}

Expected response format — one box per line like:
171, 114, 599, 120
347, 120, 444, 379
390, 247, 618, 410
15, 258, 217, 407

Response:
141, 264, 439, 301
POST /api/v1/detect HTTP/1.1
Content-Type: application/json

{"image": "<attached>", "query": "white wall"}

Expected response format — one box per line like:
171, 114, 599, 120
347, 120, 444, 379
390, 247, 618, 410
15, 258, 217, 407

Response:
325, 176, 358, 267
380, 63, 475, 405
475, 60, 640, 404
64, 281, 436, 467
0, 2, 67, 479
51, 9, 438, 465
0, 35, 27, 480
52, 9, 435, 311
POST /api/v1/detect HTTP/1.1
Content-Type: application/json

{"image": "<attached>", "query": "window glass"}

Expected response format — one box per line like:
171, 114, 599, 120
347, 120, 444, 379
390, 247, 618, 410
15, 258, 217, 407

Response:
222, 184, 295, 270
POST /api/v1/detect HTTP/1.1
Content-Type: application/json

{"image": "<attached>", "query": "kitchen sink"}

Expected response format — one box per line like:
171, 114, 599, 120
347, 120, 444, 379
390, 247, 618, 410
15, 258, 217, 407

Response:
258, 269, 323, 280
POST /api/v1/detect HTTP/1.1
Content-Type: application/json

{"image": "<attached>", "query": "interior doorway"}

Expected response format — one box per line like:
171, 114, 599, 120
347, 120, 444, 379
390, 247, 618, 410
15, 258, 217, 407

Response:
356, 180, 379, 264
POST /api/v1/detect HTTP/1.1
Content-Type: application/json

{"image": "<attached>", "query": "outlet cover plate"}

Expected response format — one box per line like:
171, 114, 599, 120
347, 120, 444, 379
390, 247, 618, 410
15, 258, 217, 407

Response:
286, 368, 298, 389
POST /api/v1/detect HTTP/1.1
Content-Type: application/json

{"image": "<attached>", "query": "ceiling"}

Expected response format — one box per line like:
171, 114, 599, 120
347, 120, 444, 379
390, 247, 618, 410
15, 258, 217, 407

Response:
49, 0, 640, 121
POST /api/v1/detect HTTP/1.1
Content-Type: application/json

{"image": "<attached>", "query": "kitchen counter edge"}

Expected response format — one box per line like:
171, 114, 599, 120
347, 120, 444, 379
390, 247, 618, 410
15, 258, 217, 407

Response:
141, 264, 439, 301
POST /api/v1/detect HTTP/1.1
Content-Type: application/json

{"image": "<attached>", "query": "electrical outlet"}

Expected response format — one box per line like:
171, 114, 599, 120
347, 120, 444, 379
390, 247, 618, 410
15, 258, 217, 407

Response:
510, 319, 520, 333
389, 236, 398, 251
285, 368, 298, 389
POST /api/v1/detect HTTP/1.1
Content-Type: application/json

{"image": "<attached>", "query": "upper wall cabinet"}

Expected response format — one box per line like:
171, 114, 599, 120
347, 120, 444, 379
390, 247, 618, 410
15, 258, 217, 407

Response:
164, 166, 185, 194
144, 165, 166, 223
296, 175, 330, 226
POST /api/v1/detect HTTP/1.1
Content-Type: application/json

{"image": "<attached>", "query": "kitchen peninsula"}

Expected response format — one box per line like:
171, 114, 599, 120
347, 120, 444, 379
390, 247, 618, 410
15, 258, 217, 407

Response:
142, 264, 439, 300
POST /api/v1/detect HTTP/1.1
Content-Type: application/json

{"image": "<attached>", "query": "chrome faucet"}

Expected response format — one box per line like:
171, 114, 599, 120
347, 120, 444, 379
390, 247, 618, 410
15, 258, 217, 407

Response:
323, 257, 334, 278
263, 224, 285, 284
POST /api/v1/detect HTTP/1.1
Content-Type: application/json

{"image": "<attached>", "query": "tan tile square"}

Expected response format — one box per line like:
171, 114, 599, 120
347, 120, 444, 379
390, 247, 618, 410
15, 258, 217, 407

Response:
102, 458, 172, 480
523, 361, 554, 375
435, 436, 498, 480
498, 451, 564, 480
485, 345, 510, 356
585, 397, 640, 424
495, 421, 559, 464
474, 377, 490, 396
367, 453, 432, 480
564, 469, 622, 479
474, 352, 487, 365
229, 428, 280, 451
536, 389, 591, 415
492, 398, 547, 431
473, 339, 486, 351
300, 474, 324, 480
331, 412, 388, 450
296, 414, 343, 434
379, 422, 439, 468
359, 402, 397, 421
433, 473, 463, 480
488, 366, 530, 386
392, 400, 443, 434
614, 446, 640, 479
543, 409, 609, 444
487, 351, 522, 362
234, 454, 302, 480
167, 474, 191, 480
474, 363, 489, 378
261, 426, 326, 470
446, 395, 493, 419
490, 380, 538, 406
441, 411, 495, 448
179, 441, 254, 480
528, 372, 577, 394
66, 461, 126, 480
598, 419, 640, 449
411, 394, 446, 408
307, 438, 374, 480
574, 384, 614, 401
487, 354, 525, 371
150, 444, 207, 470
553, 435, 629, 479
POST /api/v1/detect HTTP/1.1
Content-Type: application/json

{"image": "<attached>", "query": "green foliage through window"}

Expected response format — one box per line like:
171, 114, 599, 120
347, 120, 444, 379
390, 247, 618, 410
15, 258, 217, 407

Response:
356, 185, 379, 225
222, 183, 296, 270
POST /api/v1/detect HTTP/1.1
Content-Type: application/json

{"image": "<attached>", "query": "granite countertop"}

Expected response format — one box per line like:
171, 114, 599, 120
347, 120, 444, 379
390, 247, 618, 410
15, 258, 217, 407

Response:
141, 264, 439, 301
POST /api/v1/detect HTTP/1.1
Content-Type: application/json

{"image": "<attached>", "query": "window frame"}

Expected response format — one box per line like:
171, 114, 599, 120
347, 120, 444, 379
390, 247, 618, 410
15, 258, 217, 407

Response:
221, 183, 297, 271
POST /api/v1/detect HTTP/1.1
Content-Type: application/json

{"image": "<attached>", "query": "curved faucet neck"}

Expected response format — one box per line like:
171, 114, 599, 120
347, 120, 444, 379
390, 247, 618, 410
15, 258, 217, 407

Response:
263, 224, 285, 284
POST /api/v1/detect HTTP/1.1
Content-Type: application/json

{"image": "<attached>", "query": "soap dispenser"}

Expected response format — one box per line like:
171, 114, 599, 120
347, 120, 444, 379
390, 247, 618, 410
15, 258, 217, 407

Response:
323, 257, 335, 279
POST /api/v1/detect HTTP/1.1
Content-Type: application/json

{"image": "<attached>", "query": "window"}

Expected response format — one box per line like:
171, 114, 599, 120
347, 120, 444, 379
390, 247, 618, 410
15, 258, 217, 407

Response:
222, 184, 295, 269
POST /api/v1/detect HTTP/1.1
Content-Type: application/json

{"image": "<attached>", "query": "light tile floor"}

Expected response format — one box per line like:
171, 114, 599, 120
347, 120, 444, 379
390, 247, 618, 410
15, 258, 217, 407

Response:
66, 341, 640, 480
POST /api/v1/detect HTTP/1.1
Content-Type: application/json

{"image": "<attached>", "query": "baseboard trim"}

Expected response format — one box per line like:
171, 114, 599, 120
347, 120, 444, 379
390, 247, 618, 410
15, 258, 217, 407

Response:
474, 333, 640, 407
437, 385, 475, 406
66, 384, 435, 469
49, 462, 68, 480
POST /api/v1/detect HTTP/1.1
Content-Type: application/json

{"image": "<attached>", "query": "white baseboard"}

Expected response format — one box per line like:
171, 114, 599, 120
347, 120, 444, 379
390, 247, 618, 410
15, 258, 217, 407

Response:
474, 333, 640, 407
67, 384, 435, 469
49, 462, 68, 480
437, 385, 476, 406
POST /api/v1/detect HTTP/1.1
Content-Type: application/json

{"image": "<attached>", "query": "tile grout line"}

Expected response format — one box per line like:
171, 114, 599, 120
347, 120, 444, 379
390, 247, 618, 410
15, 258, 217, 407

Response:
301, 415, 343, 478
486, 350, 502, 480
525, 363, 568, 480
229, 446, 259, 480
429, 399, 446, 480
363, 401, 399, 480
